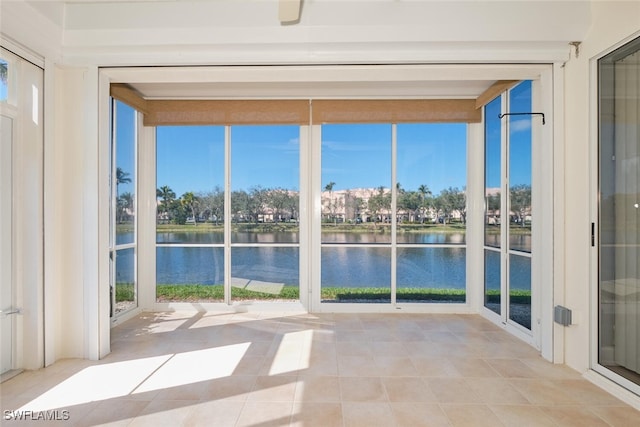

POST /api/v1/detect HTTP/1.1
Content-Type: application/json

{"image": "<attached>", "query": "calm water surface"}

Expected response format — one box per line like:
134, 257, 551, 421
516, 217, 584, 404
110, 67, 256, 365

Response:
114, 231, 530, 290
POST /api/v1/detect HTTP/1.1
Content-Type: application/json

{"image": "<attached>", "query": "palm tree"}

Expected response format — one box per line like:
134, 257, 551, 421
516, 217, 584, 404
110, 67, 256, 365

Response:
117, 192, 133, 223
116, 167, 131, 187
417, 184, 432, 223
324, 181, 336, 223
181, 192, 199, 225
156, 185, 176, 221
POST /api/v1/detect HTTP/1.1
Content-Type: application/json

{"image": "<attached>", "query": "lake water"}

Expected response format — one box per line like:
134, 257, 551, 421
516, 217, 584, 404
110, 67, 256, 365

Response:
115, 231, 531, 291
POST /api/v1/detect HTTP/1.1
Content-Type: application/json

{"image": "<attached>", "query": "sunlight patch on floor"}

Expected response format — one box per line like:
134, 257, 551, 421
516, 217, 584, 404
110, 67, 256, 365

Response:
268, 330, 313, 375
133, 343, 251, 394
19, 355, 172, 412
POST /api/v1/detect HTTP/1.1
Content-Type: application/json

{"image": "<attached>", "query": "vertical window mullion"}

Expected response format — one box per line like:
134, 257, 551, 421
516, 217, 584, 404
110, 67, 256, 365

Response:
501, 94, 509, 323
391, 124, 397, 305
224, 125, 232, 305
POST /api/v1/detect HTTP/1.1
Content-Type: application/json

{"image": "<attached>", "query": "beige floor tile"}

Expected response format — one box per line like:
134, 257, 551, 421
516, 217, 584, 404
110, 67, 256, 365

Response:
373, 356, 419, 377
540, 405, 611, 427
398, 340, 433, 357
247, 375, 298, 402
449, 358, 501, 378
490, 404, 557, 427
426, 378, 483, 404
294, 376, 341, 402
336, 341, 373, 357
337, 355, 377, 376
485, 359, 540, 378
181, 399, 244, 427
553, 379, 627, 405
390, 402, 451, 427
412, 357, 462, 377
441, 404, 505, 427
519, 357, 582, 380
128, 399, 198, 427
335, 330, 370, 343
464, 378, 530, 405
370, 341, 410, 358
73, 399, 150, 427
342, 402, 395, 427
291, 402, 343, 427
340, 377, 387, 402
589, 405, 640, 427
4, 312, 640, 427
299, 357, 339, 376
199, 375, 257, 401
382, 377, 437, 402
508, 378, 579, 405
232, 355, 266, 375
152, 382, 207, 401
235, 401, 293, 427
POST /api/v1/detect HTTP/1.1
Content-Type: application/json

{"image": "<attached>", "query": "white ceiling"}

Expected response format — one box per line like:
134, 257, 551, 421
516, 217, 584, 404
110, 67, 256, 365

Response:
127, 80, 495, 99
7, 1, 590, 98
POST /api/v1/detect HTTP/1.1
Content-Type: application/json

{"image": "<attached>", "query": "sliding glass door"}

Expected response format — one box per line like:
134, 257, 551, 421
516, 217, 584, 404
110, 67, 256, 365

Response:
319, 123, 467, 305
483, 81, 533, 333
598, 36, 640, 388
110, 100, 138, 316
155, 125, 301, 303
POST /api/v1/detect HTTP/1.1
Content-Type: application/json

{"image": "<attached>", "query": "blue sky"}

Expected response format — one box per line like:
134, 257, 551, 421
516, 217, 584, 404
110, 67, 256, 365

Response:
116, 81, 532, 198
151, 123, 468, 197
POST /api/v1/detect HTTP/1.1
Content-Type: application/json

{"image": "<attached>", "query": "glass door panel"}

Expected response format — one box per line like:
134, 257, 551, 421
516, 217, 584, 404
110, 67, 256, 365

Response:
155, 126, 225, 302
321, 247, 391, 303
396, 123, 467, 303
397, 248, 466, 302
230, 125, 300, 302
598, 37, 640, 385
508, 80, 533, 330
484, 96, 502, 314
484, 249, 501, 315
231, 247, 299, 301
114, 248, 136, 313
483, 81, 534, 332
320, 124, 392, 302
0, 114, 13, 374
508, 253, 532, 329
156, 247, 224, 302
111, 100, 138, 315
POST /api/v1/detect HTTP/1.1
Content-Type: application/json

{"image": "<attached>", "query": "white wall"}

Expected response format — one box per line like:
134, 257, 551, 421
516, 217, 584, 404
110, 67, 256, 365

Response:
50, 66, 92, 360
563, 1, 640, 374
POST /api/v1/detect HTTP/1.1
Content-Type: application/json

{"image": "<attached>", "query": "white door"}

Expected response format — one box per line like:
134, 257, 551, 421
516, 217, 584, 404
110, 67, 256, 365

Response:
1, 47, 44, 376
0, 113, 13, 375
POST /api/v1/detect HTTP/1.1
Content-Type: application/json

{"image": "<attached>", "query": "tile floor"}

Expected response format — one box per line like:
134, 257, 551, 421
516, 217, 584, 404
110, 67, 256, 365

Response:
1, 311, 639, 426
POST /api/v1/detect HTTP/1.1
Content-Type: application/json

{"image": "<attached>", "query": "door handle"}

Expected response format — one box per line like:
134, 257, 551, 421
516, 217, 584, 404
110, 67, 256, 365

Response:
0, 308, 21, 316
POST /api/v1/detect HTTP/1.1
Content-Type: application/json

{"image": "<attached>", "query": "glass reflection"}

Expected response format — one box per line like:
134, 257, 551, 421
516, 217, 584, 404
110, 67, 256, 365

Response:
509, 254, 531, 330
115, 248, 136, 313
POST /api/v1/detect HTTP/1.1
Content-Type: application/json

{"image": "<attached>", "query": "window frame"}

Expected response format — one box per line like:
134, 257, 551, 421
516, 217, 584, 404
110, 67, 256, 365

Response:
99, 64, 555, 358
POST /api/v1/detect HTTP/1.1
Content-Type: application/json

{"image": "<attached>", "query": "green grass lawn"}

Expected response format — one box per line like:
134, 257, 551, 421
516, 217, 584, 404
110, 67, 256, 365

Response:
148, 284, 531, 303
118, 282, 531, 304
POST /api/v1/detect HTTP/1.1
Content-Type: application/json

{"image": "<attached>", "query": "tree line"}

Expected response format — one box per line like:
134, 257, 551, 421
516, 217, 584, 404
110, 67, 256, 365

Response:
156, 185, 299, 225
323, 183, 468, 225
114, 165, 530, 227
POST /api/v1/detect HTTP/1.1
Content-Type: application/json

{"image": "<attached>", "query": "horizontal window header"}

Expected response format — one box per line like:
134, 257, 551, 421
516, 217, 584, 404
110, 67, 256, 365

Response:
111, 83, 485, 125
